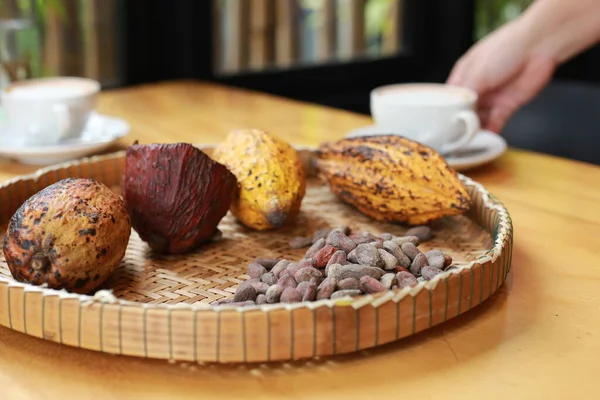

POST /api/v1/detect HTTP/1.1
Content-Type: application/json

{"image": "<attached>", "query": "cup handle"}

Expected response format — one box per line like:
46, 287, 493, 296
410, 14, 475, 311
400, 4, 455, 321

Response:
440, 110, 480, 154
52, 103, 71, 140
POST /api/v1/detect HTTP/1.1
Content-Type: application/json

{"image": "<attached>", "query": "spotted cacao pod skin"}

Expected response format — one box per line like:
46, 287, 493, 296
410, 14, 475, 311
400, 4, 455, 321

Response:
2, 178, 131, 294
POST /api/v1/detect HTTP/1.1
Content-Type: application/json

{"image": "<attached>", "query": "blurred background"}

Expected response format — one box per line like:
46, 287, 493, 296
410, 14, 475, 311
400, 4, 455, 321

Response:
1, 0, 599, 164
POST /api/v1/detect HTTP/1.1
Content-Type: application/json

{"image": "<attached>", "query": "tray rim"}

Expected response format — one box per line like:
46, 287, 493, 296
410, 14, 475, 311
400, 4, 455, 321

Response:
0, 144, 513, 313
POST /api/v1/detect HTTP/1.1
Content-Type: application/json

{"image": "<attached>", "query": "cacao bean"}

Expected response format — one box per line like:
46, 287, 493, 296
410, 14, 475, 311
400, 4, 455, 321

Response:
249, 281, 270, 295
391, 285, 399, 290
405, 226, 433, 242
325, 250, 348, 273
444, 254, 453, 267
394, 265, 411, 274
382, 241, 411, 268
359, 276, 387, 294
253, 258, 280, 269
286, 262, 302, 277
336, 277, 359, 290
379, 233, 394, 240
350, 243, 382, 268
312, 229, 330, 244
312, 244, 338, 268
233, 285, 257, 302
271, 260, 290, 278
338, 264, 385, 281
378, 248, 398, 270
425, 249, 445, 269
302, 282, 317, 301
294, 266, 323, 283
316, 277, 336, 300
400, 242, 420, 261
260, 272, 277, 286
349, 233, 372, 245
330, 289, 362, 299
256, 294, 267, 305
281, 287, 302, 303
248, 262, 267, 279
289, 236, 313, 249
326, 263, 342, 282
391, 236, 420, 246
266, 284, 284, 303
326, 230, 357, 253
336, 226, 351, 235
422, 266, 444, 280
410, 253, 429, 276
296, 281, 311, 297
277, 271, 298, 288
396, 271, 418, 288
305, 238, 326, 258
380, 273, 396, 290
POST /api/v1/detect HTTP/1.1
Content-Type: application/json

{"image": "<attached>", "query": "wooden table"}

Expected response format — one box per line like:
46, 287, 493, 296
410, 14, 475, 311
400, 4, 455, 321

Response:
0, 81, 599, 400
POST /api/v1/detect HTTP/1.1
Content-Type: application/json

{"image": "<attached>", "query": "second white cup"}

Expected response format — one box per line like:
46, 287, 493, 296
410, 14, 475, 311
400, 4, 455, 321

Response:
1, 76, 100, 146
370, 83, 480, 154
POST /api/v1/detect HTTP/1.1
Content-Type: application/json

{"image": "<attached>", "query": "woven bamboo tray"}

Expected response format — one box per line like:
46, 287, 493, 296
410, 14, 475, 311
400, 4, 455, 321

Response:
0, 145, 513, 363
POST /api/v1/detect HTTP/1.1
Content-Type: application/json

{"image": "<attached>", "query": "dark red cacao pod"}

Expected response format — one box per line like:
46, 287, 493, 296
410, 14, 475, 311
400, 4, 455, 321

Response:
122, 142, 237, 254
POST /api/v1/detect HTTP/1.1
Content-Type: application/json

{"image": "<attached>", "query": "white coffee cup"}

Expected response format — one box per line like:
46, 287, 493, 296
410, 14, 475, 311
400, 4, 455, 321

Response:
370, 83, 480, 153
0, 76, 100, 146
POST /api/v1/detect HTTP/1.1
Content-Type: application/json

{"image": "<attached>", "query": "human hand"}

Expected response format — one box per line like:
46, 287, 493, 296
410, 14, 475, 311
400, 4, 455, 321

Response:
447, 19, 556, 133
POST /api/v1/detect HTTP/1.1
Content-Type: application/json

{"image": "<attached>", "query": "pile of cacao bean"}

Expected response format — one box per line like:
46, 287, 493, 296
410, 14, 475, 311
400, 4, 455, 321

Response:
216, 226, 456, 307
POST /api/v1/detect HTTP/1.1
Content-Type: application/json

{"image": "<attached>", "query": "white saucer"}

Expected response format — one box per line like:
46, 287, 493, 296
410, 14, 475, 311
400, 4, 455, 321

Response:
345, 125, 507, 171
0, 112, 130, 166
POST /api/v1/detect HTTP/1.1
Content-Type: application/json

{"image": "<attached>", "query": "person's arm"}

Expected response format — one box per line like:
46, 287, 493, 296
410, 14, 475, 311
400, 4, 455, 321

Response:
446, 0, 600, 133
523, 0, 600, 63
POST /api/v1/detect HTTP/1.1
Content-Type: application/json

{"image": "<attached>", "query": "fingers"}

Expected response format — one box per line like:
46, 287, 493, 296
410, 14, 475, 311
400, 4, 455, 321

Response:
484, 55, 556, 132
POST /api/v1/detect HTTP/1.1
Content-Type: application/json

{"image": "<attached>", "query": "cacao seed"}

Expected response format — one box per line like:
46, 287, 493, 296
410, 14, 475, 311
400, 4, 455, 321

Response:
289, 236, 313, 249
382, 241, 411, 268
396, 271, 418, 288
379, 233, 394, 240
405, 226, 433, 242
266, 284, 284, 303
330, 289, 362, 299
312, 229, 330, 244
336, 277, 359, 290
256, 294, 267, 305
378, 248, 398, 270
400, 242, 420, 261
248, 262, 267, 279
391, 285, 399, 290
422, 266, 444, 280
233, 285, 257, 302
394, 265, 411, 274
312, 244, 338, 268
359, 276, 387, 294
350, 243, 382, 268
444, 254, 453, 267
410, 253, 429, 276
296, 281, 311, 297
260, 272, 277, 286
338, 264, 385, 281
281, 287, 302, 303
294, 266, 323, 283
271, 260, 290, 278
316, 277, 336, 300
305, 238, 326, 258
325, 250, 348, 273
286, 262, 302, 277
302, 282, 317, 301
391, 236, 420, 246
253, 258, 280, 269
425, 249, 445, 269
380, 273, 396, 290
326, 230, 357, 253
277, 271, 298, 288
249, 281, 270, 295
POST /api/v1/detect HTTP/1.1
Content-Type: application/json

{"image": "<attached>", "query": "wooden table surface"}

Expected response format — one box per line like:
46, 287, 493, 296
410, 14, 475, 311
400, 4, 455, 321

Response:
0, 81, 599, 400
